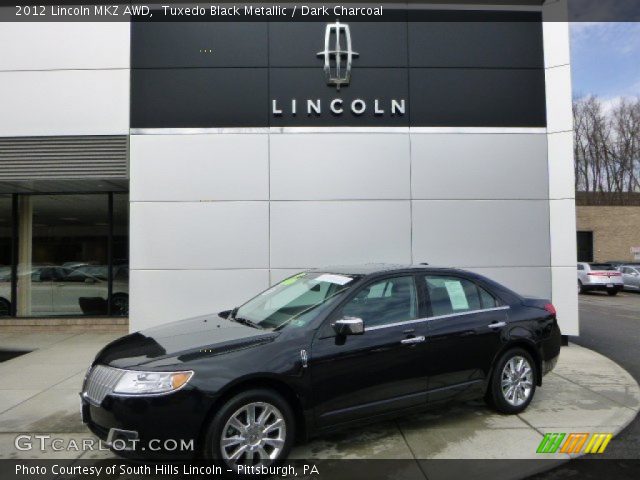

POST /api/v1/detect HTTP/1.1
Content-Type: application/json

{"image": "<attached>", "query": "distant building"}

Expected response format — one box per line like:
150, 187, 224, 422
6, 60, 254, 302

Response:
576, 193, 640, 263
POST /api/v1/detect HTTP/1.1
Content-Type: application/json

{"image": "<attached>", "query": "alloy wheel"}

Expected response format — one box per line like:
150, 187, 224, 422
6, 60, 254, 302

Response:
220, 401, 286, 466
501, 356, 534, 407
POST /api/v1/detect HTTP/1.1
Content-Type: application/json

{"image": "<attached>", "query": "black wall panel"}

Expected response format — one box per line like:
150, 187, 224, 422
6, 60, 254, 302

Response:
132, 22, 269, 68
130, 10, 547, 128
131, 69, 268, 128
408, 21, 544, 68
410, 68, 547, 127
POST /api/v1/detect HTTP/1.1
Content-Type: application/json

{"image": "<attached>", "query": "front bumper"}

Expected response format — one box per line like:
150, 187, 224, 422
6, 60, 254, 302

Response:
81, 387, 216, 459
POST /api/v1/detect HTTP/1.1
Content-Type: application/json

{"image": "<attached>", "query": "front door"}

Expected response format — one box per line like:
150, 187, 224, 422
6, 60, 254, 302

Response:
422, 274, 507, 403
310, 275, 428, 427
623, 267, 640, 290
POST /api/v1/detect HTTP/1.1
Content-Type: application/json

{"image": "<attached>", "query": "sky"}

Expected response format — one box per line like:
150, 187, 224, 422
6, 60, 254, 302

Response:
570, 22, 640, 107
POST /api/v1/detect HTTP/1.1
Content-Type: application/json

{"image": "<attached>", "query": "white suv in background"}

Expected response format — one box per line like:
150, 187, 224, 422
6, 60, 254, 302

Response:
577, 263, 624, 296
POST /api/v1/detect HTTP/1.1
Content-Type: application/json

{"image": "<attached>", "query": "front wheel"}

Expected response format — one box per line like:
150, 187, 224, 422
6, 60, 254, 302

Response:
487, 348, 537, 414
203, 389, 295, 469
607, 289, 619, 296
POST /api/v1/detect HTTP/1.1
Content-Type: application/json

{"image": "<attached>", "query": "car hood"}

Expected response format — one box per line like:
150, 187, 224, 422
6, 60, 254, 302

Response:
94, 314, 277, 369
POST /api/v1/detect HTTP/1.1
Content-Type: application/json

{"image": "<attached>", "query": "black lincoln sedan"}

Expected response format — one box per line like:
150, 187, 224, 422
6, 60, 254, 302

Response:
81, 264, 561, 468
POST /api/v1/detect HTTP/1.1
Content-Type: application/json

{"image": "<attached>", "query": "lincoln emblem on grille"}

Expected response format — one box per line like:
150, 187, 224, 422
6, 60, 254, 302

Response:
317, 21, 358, 91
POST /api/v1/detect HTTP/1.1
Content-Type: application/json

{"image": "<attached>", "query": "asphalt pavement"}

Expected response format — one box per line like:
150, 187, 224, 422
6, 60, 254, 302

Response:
531, 291, 640, 479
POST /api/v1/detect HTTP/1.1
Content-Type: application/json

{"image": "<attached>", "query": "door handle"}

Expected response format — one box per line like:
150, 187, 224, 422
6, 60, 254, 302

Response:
401, 336, 426, 345
488, 322, 507, 329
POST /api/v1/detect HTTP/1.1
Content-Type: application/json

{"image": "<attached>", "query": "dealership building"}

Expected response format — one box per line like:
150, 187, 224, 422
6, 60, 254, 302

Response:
0, 1, 579, 335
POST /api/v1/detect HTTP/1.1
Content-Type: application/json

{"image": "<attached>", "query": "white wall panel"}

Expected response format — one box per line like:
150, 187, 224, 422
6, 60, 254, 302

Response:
130, 202, 269, 270
468, 267, 552, 299
0, 22, 130, 71
130, 269, 269, 331
549, 199, 577, 267
0, 69, 129, 136
545, 65, 573, 134
412, 200, 550, 267
547, 131, 575, 200
270, 134, 410, 200
270, 201, 411, 268
130, 134, 269, 201
542, 21, 570, 69
411, 134, 549, 200
551, 266, 579, 336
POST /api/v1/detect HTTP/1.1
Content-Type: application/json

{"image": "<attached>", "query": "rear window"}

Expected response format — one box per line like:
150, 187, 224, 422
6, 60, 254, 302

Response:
590, 264, 616, 271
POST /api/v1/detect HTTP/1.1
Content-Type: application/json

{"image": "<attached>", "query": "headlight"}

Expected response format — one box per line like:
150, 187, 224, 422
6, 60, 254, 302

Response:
113, 370, 193, 395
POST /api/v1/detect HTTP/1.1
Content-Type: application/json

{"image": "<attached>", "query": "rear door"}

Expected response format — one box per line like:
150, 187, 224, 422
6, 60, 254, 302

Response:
422, 274, 508, 403
310, 274, 429, 427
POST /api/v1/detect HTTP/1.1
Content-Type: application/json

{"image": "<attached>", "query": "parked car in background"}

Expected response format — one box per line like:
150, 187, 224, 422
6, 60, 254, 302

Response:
620, 265, 640, 292
602, 260, 640, 270
577, 262, 624, 296
81, 264, 561, 467
0, 266, 128, 316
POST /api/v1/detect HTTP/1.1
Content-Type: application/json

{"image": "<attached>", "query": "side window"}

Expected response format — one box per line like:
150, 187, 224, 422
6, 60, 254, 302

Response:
478, 285, 498, 309
424, 276, 484, 317
577, 264, 584, 271
340, 276, 417, 328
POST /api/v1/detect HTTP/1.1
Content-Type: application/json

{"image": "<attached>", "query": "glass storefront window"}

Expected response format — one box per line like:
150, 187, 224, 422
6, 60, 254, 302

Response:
11, 193, 129, 317
0, 195, 13, 316
112, 193, 129, 316
17, 195, 108, 316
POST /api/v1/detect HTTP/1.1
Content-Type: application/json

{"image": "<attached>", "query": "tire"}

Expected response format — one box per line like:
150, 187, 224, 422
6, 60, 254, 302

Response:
487, 348, 537, 414
607, 290, 619, 297
578, 280, 586, 294
110, 293, 129, 316
0, 298, 10, 316
203, 389, 295, 470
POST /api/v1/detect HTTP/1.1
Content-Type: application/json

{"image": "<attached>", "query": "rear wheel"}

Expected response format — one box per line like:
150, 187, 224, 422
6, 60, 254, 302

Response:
487, 348, 537, 414
607, 289, 619, 297
110, 293, 128, 316
578, 281, 586, 294
203, 389, 295, 470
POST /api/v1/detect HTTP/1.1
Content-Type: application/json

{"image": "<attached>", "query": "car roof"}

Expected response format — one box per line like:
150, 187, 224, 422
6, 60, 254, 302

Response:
307, 263, 459, 276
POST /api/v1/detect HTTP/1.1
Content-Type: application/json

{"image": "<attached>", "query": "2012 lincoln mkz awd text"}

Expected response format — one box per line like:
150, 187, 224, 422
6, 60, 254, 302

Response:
80, 264, 561, 468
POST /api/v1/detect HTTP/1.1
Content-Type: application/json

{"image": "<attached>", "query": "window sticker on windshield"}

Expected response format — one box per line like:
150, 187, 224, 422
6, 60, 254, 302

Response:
281, 273, 306, 286
444, 280, 469, 310
315, 274, 353, 285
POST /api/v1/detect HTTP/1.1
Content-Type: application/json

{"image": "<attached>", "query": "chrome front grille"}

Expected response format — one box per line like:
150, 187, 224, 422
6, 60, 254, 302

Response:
83, 365, 124, 405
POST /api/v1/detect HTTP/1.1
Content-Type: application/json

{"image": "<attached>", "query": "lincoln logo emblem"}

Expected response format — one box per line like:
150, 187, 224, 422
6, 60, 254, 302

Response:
317, 21, 358, 91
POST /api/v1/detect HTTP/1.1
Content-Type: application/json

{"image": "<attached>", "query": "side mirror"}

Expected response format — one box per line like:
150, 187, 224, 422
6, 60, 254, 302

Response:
332, 317, 364, 336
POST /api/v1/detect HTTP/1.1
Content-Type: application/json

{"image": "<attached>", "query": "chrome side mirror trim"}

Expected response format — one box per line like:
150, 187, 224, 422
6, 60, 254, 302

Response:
332, 317, 364, 336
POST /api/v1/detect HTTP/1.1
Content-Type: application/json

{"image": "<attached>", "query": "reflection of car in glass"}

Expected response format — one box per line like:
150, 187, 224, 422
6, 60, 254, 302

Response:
0, 266, 11, 315
81, 265, 561, 468
577, 262, 624, 296
620, 265, 640, 292
0, 266, 128, 316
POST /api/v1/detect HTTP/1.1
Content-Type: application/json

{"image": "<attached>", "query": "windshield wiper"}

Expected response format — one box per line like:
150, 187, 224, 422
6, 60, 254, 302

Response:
229, 314, 264, 330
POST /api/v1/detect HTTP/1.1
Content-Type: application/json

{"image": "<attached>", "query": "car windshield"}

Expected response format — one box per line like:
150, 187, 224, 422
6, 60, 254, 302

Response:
590, 264, 616, 271
234, 272, 359, 330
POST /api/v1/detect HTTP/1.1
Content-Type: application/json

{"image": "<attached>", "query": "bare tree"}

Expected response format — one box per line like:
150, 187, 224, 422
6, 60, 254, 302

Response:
573, 96, 640, 203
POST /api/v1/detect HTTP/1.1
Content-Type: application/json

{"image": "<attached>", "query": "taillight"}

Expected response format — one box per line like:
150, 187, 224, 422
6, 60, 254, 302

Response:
544, 303, 557, 316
